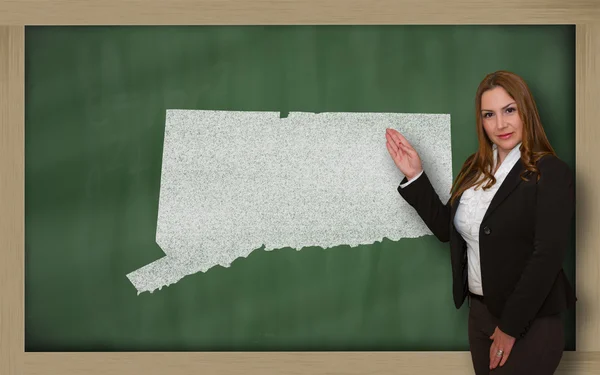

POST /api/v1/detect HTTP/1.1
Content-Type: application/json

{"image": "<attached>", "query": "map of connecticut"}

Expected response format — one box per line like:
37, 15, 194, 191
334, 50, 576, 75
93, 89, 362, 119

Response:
126, 110, 453, 294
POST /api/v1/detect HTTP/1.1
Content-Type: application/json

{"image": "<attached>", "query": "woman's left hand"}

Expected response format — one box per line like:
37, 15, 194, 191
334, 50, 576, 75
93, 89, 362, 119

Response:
489, 326, 516, 370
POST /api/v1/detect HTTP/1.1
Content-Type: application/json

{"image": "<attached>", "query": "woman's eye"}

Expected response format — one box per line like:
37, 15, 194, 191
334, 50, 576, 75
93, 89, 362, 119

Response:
484, 113, 493, 118
506, 107, 516, 113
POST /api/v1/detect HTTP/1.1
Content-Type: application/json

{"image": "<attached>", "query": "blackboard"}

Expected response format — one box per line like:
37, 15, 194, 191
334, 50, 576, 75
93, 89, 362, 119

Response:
24, 25, 576, 351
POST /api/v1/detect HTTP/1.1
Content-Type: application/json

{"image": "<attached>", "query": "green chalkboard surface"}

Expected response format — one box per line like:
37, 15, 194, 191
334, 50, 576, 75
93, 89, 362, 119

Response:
25, 25, 576, 351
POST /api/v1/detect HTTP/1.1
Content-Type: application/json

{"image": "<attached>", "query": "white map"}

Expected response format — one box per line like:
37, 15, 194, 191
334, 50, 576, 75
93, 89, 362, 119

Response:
126, 110, 453, 294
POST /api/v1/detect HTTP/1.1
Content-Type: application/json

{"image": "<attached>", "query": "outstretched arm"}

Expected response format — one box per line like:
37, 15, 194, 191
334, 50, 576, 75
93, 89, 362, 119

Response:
397, 171, 451, 243
385, 128, 451, 243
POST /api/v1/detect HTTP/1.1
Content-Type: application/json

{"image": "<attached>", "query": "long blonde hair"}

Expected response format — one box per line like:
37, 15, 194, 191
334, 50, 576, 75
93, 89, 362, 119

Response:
449, 71, 556, 205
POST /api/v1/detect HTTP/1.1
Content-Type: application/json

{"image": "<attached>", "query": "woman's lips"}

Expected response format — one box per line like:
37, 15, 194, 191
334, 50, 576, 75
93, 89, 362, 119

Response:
498, 132, 513, 140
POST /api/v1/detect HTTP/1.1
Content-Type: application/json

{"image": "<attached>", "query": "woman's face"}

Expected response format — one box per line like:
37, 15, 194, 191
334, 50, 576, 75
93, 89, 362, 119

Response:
480, 86, 524, 158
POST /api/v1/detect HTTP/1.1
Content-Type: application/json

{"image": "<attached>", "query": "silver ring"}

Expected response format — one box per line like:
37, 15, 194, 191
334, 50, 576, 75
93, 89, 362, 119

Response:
496, 349, 504, 357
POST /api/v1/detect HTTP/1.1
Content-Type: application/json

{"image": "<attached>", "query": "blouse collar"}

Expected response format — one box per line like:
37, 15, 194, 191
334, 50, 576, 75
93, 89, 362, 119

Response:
492, 141, 522, 175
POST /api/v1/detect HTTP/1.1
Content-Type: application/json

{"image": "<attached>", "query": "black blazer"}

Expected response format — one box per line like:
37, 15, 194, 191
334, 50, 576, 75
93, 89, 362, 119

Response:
397, 154, 576, 340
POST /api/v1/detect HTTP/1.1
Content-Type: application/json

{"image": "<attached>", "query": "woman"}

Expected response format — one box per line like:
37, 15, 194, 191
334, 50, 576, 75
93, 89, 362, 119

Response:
385, 70, 576, 374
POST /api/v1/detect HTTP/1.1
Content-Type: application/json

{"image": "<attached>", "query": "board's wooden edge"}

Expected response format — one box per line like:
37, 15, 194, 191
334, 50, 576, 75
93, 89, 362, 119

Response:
21, 351, 600, 375
0, 25, 25, 375
576, 21, 600, 352
0, 0, 598, 24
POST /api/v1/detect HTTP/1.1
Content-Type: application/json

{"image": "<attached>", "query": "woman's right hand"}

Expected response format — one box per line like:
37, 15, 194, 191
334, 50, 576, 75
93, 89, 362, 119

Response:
385, 128, 423, 180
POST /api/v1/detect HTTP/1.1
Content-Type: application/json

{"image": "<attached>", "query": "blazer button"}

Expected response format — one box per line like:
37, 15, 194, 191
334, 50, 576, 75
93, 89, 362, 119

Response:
483, 226, 491, 235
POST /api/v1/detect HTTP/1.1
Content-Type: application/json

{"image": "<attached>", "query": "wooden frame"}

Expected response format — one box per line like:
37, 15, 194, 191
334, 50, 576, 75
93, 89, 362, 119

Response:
1, 1, 598, 374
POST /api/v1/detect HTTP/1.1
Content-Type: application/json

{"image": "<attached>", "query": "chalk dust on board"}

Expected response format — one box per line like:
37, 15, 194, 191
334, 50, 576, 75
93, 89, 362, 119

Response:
126, 110, 452, 294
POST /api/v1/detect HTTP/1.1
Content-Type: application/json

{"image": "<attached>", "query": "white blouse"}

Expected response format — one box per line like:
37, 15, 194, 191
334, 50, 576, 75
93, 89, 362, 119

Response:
454, 142, 522, 296
400, 142, 522, 296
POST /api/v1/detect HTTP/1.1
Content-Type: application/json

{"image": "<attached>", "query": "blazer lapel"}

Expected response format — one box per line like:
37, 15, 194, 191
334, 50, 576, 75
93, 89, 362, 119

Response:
482, 158, 526, 222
